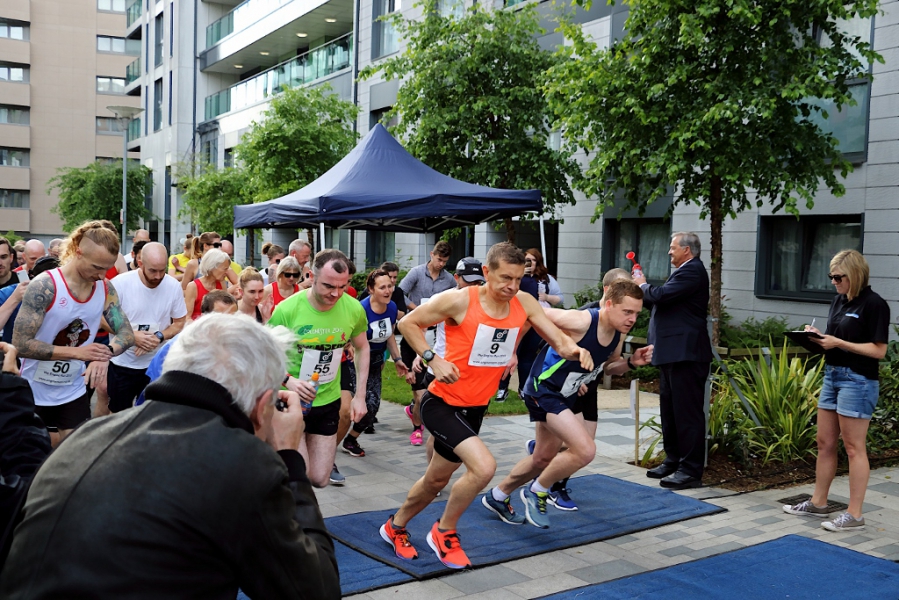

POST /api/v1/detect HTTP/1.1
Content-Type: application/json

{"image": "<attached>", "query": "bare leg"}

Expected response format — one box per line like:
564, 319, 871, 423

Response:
335, 390, 352, 444
301, 433, 338, 488
411, 389, 425, 428
438, 436, 497, 530
811, 408, 840, 507
498, 422, 562, 495
537, 410, 596, 487
838, 414, 871, 519
394, 452, 461, 528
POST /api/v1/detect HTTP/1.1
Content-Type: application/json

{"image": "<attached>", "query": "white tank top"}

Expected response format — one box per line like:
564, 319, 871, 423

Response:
20, 268, 106, 406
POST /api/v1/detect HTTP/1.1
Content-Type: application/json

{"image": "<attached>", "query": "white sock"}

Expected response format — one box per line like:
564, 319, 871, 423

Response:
530, 480, 549, 494
492, 487, 509, 502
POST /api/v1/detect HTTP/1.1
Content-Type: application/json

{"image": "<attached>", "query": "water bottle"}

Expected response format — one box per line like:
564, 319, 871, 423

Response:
302, 372, 319, 415
632, 264, 643, 279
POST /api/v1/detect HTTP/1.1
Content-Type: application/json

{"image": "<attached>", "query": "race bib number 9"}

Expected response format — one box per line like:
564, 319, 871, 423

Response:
34, 360, 81, 387
369, 318, 393, 344
560, 364, 604, 398
298, 348, 344, 384
468, 325, 519, 367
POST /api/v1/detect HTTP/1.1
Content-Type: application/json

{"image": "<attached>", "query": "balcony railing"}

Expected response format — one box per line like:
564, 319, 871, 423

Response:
206, 0, 294, 49
126, 0, 142, 28
127, 117, 141, 142
126, 57, 141, 85
204, 33, 352, 121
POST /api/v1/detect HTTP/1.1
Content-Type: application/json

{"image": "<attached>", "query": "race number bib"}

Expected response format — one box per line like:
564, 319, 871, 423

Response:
370, 318, 393, 344
560, 364, 604, 398
468, 325, 519, 367
298, 348, 343, 384
33, 360, 81, 387
425, 326, 438, 348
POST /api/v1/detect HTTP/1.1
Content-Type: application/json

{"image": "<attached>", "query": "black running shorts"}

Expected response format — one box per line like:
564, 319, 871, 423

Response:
304, 399, 341, 437
420, 391, 488, 463
35, 390, 91, 432
571, 379, 599, 423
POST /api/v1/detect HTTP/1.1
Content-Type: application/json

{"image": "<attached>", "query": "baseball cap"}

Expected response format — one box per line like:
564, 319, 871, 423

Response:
455, 257, 485, 283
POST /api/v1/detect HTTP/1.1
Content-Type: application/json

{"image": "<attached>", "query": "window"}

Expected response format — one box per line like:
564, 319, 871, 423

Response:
97, 36, 140, 55
436, 0, 463, 18
154, 13, 164, 67
97, 76, 127, 94
98, 0, 127, 11
365, 230, 395, 269
0, 64, 28, 83
223, 147, 234, 168
0, 148, 29, 167
756, 215, 863, 302
369, 107, 398, 130
0, 189, 29, 209
153, 78, 163, 131
201, 136, 217, 166
170, 3, 174, 56
168, 71, 172, 126
96, 116, 125, 134
0, 105, 29, 125
0, 19, 28, 40
372, 0, 399, 59
603, 218, 671, 283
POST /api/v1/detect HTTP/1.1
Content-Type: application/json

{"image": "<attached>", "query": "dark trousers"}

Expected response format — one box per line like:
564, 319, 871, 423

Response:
107, 362, 150, 413
658, 361, 710, 478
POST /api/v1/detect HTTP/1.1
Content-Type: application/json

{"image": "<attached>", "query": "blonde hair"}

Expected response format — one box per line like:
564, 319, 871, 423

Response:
830, 249, 869, 301
275, 256, 301, 279
60, 220, 121, 265
239, 266, 264, 289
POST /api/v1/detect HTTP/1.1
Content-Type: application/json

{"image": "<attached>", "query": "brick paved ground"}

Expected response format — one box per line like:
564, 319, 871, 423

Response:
318, 396, 899, 599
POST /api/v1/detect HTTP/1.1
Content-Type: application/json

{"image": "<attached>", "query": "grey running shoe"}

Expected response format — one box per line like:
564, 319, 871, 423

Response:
822, 512, 865, 532
481, 493, 525, 525
520, 486, 551, 529
782, 499, 831, 518
329, 464, 346, 486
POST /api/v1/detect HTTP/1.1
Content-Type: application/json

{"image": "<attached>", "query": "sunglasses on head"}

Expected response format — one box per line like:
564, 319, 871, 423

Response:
212, 242, 222, 248
828, 273, 846, 283
282, 272, 301, 279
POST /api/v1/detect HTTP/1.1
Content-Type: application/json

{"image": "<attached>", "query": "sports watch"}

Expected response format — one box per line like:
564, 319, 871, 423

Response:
154, 331, 165, 343
422, 349, 436, 364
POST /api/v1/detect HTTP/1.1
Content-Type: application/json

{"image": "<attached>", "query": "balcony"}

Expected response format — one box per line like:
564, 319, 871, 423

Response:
206, 0, 294, 48
126, 0, 142, 28
204, 33, 351, 121
127, 117, 141, 142
125, 57, 141, 85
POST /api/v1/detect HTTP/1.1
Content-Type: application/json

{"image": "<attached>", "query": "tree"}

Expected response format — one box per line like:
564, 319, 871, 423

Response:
49, 160, 154, 235
547, 0, 881, 343
360, 0, 582, 243
177, 164, 252, 235
236, 84, 360, 204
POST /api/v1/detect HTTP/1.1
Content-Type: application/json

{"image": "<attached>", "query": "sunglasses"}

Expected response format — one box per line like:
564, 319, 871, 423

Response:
275, 258, 281, 264
282, 272, 301, 279
828, 273, 846, 283
212, 242, 222, 248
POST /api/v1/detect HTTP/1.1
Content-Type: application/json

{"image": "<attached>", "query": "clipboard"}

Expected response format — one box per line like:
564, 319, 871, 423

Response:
784, 331, 825, 354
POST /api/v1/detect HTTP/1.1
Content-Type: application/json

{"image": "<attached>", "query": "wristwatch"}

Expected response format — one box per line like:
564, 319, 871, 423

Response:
154, 331, 165, 343
626, 356, 635, 370
422, 349, 435, 364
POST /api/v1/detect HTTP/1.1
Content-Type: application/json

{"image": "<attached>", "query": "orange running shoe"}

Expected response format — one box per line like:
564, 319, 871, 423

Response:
426, 521, 471, 569
379, 515, 418, 560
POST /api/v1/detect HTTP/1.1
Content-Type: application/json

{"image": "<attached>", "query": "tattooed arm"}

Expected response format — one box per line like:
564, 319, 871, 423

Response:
103, 280, 134, 356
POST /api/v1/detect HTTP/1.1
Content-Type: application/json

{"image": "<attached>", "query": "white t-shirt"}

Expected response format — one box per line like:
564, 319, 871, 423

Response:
111, 271, 187, 370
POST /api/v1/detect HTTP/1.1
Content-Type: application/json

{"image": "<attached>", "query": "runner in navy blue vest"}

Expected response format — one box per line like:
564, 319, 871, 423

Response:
483, 280, 653, 529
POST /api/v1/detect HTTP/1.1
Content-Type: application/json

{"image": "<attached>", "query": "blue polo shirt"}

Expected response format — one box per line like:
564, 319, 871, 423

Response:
0, 285, 21, 343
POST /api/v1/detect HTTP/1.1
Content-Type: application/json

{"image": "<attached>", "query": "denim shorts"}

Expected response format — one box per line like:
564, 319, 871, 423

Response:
818, 365, 879, 420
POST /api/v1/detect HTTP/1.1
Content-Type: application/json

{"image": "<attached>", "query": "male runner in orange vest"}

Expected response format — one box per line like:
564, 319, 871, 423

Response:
380, 242, 592, 569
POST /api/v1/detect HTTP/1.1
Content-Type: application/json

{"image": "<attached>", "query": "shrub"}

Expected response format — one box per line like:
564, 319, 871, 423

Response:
870, 328, 899, 453
720, 314, 790, 350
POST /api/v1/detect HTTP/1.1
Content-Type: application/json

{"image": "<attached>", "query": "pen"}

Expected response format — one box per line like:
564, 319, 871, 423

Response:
810, 318, 816, 331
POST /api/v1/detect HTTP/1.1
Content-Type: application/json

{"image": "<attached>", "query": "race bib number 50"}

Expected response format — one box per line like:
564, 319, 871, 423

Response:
468, 325, 519, 367
34, 360, 81, 386
298, 348, 344, 384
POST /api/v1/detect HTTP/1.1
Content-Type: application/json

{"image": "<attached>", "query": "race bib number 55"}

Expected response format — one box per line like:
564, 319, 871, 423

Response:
298, 348, 344, 384
468, 325, 519, 367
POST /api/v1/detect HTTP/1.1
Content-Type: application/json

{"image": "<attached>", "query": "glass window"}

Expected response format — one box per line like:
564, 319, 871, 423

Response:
436, 0, 463, 18
756, 215, 862, 301
168, 72, 172, 126
0, 64, 28, 83
0, 105, 29, 125
807, 81, 869, 158
0, 148, 29, 167
373, 0, 399, 59
223, 147, 234, 168
365, 230, 395, 269
96, 116, 125, 134
604, 218, 671, 283
97, 36, 141, 55
154, 78, 163, 131
97, 76, 127, 94
155, 13, 164, 67
0, 19, 28, 40
98, 0, 127, 11
0, 189, 29, 209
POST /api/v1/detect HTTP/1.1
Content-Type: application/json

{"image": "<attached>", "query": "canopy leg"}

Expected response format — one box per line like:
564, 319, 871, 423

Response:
539, 216, 547, 259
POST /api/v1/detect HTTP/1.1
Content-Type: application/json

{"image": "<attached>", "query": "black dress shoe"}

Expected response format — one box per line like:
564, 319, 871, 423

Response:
646, 463, 678, 479
660, 471, 702, 490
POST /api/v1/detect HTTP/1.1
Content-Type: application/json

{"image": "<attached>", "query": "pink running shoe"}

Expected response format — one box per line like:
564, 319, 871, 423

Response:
404, 404, 415, 425
410, 429, 423, 446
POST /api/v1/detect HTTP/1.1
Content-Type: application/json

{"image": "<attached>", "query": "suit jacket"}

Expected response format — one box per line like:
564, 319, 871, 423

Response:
643, 258, 713, 365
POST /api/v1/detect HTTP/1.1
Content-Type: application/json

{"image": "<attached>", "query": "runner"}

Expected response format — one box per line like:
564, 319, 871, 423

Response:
0, 236, 16, 290
262, 256, 301, 309
219, 240, 242, 277
288, 239, 313, 291
341, 269, 408, 457
12, 221, 135, 446
107, 243, 187, 413
268, 249, 370, 488
484, 280, 652, 529
260, 243, 286, 286
379, 242, 591, 569
180, 232, 238, 290
12, 240, 46, 275
183, 249, 231, 321
168, 234, 194, 282
398, 241, 455, 446
236, 268, 271, 323
122, 229, 150, 269
125, 240, 148, 272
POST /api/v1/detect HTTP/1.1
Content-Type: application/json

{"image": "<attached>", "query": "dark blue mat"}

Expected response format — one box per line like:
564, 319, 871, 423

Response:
539, 534, 899, 599
326, 473, 724, 579
335, 540, 413, 595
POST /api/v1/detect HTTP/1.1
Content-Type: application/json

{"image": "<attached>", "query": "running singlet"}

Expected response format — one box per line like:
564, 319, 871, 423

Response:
191, 278, 223, 320
270, 281, 298, 307
429, 285, 526, 408
526, 308, 619, 401
268, 290, 368, 407
361, 296, 398, 354
20, 269, 106, 406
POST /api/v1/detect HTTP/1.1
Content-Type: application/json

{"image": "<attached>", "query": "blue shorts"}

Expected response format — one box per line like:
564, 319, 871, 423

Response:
524, 391, 574, 422
818, 365, 879, 420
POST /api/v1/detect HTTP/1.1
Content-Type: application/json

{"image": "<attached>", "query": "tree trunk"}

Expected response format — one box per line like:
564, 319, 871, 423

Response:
708, 175, 724, 347
307, 228, 316, 250
504, 217, 516, 245
247, 229, 256, 267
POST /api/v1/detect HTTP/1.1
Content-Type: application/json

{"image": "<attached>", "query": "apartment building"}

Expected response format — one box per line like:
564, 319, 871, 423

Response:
0, 0, 140, 242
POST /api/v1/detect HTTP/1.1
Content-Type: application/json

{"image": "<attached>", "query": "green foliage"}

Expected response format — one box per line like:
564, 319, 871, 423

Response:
48, 161, 153, 234
360, 0, 581, 216
869, 326, 899, 452
719, 315, 791, 349
1, 230, 22, 244
177, 165, 252, 235
638, 416, 664, 467
236, 85, 359, 203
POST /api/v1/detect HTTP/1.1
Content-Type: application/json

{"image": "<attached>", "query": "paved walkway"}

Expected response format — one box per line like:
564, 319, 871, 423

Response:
318, 394, 899, 599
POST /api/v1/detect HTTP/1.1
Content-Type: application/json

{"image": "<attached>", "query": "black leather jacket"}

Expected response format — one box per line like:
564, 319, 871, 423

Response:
0, 370, 340, 599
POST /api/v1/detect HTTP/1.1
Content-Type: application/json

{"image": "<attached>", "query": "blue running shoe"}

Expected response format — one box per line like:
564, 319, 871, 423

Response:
520, 486, 551, 529
548, 488, 578, 511
481, 493, 525, 525
525, 439, 536, 455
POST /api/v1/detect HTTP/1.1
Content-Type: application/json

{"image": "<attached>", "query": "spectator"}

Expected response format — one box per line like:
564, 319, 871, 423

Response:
47, 239, 64, 259
525, 248, 564, 308
0, 237, 14, 290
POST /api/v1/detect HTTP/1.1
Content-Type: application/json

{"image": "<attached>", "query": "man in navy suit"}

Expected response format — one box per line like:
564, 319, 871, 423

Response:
633, 232, 712, 489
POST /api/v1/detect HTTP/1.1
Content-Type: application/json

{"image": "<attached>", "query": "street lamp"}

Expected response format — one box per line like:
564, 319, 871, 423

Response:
106, 105, 143, 249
